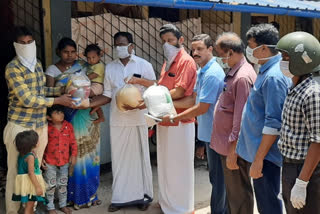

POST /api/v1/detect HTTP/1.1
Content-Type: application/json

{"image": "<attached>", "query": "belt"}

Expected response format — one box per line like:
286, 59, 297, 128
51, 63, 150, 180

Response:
283, 157, 305, 164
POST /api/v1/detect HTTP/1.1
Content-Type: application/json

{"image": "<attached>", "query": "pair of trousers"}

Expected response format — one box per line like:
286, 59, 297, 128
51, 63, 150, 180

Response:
205, 143, 228, 214
253, 159, 282, 214
282, 161, 320, 214
43, 163, 69, 210
3, 121, 48, 214
220, 155, 253, 214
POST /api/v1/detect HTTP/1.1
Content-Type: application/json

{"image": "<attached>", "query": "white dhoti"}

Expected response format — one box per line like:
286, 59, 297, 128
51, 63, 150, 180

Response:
157, 122, 195, 214
110, 125, 153, 206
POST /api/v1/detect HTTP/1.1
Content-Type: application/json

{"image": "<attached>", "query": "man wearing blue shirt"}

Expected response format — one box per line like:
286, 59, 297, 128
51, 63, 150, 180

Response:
236, 24, 291, 214
163, 34, 227, 214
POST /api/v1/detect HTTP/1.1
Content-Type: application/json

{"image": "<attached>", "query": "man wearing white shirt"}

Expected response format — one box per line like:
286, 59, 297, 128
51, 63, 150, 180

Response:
90, 32, 156, 212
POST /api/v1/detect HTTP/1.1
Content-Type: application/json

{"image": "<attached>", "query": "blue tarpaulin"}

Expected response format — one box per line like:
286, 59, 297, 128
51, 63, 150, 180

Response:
71, 0, 320, 18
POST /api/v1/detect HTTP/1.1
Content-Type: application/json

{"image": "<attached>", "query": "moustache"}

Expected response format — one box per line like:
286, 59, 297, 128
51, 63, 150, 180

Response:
193, 55, 201, 58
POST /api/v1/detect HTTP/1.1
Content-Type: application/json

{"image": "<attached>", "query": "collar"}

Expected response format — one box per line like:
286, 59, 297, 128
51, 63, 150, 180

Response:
171, 48, 184, 64
116, 54, 137, 65
227, 56, 246, 77
200, 57, 216, 74
289, 75, 313, 95
259, 54, 282, 74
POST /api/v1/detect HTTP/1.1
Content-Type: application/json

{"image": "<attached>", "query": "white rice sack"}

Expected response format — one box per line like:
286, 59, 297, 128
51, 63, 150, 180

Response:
143, 85, 176, 117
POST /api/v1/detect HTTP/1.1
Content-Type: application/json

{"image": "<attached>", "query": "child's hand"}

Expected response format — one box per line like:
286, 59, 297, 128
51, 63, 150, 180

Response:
35, 185, 43, 196
70, 156, 77, 166
93, 117, 105, 124
41, 160, 48, 170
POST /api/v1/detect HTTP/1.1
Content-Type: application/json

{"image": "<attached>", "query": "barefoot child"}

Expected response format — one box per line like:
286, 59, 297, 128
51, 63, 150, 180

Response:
42, 105, 78, 214
84, 44, 105, 123
12, 130, 47, 214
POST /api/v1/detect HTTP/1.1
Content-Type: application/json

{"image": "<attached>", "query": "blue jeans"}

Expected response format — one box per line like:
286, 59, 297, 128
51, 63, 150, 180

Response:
43, 163, 69, 210
206, 143, 228, 214
253, 160, 282, 214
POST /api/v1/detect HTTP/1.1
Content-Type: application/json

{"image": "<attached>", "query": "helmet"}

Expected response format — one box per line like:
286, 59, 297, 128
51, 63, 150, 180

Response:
276, 31, 320, 76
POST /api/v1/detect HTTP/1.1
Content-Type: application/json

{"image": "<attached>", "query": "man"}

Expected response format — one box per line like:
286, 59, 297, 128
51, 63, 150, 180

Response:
235, 23, 291, 214
163, 33, 227, 213
156, 24, 197, 214
277, 32, 320, 214
211, 32, 257, 214
4, 26, 73, 214
90, 32, 155, 212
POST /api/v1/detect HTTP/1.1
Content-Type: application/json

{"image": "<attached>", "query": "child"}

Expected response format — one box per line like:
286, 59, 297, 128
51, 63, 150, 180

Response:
12, 130, 47, 214
42, 105, 77, 214
84, 44, 105, 123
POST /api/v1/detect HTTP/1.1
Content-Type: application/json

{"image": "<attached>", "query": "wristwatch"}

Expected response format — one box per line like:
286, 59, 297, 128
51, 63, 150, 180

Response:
169, 114, 175, 123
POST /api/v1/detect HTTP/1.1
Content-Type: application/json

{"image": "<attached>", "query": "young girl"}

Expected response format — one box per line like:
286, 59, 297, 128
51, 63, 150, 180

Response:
12, 130, 47, 214
84, 43, 105, 123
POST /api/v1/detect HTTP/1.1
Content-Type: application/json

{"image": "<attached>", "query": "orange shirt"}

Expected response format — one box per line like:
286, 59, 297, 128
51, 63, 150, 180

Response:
158, 49, 197, 126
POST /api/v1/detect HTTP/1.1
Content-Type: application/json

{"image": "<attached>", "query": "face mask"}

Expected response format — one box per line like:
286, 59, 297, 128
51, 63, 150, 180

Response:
253, 64, 261, 73
163, 42, 181, 71
14, 40, 37, 72
246, 45, 275, 64
280, 60, 294, 78
115, 44, 132, 59
216, 54, 230, 69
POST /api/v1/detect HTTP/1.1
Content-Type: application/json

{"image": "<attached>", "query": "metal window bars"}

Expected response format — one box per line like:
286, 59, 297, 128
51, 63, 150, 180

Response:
71, 2, 232, 77
10, 0, 45, 65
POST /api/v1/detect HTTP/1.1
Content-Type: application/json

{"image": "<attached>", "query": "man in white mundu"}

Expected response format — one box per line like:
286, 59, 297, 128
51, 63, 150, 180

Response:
157, 24, 197, 214
90, 32, 156, 212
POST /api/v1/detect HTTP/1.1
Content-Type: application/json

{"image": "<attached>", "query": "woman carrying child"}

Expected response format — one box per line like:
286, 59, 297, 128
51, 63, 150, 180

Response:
45, 37, 103, 209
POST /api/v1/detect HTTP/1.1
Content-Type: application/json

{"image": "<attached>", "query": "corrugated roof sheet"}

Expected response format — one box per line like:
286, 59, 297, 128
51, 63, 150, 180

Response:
211, 0, 320, 12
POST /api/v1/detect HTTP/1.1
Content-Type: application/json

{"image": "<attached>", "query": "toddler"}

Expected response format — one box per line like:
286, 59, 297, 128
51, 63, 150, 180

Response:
12, 130, 47, 214
42, 105, 77, 214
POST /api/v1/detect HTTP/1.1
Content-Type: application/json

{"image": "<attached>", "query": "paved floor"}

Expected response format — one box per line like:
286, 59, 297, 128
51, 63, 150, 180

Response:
0, 158, 286, 214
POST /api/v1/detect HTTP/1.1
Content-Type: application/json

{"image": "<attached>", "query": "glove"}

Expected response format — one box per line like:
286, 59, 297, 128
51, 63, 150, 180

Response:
290, 178, 309, 209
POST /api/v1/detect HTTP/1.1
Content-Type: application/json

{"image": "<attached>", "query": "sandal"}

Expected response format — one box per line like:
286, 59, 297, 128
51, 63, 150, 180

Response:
108, 204, 121, 212
137, 204, 150, 211
92, 200, 102, 206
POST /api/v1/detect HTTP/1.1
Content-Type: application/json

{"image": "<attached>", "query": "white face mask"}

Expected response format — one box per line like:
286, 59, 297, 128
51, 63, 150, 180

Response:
115, 44, 132, 59
246, 45, 275, 64
216, 54, 230, 69
14, 40, 37, 72
163, 42, 181, 71
280, 60, 294, 78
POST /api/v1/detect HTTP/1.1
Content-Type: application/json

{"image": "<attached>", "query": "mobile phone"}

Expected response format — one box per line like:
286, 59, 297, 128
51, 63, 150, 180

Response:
133, 73, 142, 78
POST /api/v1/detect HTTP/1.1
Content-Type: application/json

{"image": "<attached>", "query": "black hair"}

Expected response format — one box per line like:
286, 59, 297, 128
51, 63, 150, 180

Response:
114, 32, 134, 44
13, 26, 33, 42
216, 32, 245, 54
270, 21, 280, 31
47, 105, 65, 117
192, 34, 213, 48
84, 43, 102, 57
56, 37, 77, 57
15, 130, 39, 156
159, 24, 182, 39
246, 23, 279, 54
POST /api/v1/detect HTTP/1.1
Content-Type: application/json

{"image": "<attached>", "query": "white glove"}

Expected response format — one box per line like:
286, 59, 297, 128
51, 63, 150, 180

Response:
290, 178, 309, 209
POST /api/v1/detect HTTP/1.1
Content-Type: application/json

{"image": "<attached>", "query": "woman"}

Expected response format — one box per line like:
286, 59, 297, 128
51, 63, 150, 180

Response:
45, 37, 102, 209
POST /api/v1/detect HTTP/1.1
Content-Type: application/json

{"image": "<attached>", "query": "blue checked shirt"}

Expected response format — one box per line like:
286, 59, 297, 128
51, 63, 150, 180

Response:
5, 57, 62, 128
278, 75, 320, 160
236, 54, 292, 167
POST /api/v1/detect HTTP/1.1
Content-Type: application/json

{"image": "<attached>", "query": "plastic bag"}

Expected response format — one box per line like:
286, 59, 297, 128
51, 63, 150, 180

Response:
55, 73, 71, 87
65, 73, 91, 107
142, 84, 176, 118
115, 84, 143, 112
